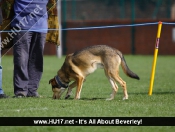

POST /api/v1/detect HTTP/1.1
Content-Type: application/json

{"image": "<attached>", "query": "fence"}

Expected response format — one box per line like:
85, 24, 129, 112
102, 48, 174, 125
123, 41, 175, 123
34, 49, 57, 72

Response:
2, 19, 175, 55
62, 19, 175, 55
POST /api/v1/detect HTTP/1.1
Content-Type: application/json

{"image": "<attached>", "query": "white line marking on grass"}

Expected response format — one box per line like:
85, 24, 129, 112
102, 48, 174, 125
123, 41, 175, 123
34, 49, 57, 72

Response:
0, 107, 48, 112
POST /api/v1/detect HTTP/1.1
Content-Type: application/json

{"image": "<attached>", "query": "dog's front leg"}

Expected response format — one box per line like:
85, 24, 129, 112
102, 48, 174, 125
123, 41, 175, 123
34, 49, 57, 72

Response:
65, 81, 77, 99
75, 77, 84, 100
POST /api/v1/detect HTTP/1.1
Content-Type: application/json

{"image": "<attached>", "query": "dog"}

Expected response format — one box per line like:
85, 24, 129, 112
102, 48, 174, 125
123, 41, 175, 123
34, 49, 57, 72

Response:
49, 45, 140, 100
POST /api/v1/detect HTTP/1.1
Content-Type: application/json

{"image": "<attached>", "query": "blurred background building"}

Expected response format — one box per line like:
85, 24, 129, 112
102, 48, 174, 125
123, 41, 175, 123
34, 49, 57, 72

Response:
59, 0, 175, 55
63, 0, 173, 20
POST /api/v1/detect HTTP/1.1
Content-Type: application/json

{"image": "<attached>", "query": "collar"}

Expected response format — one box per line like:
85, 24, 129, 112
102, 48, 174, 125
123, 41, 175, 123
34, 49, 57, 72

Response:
54, 75, 68, 89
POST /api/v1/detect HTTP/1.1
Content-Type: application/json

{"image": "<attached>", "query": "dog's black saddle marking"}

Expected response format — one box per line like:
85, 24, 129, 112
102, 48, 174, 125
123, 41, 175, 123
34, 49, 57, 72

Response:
54, 76, 68, 89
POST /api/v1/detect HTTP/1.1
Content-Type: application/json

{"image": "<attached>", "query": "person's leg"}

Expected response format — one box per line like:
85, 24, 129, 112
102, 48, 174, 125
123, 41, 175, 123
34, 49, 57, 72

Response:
27, 32, 46, 97
13, 32, 32, 96
0, 65, 3, 96
0, 33, 8, 98
0, 66, 4, 95
0, 66, 7, 98
0, 32, 3, 95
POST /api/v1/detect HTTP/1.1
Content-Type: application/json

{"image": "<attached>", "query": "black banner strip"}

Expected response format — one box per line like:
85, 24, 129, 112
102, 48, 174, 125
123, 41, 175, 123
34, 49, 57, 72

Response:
0, 117, 175, 126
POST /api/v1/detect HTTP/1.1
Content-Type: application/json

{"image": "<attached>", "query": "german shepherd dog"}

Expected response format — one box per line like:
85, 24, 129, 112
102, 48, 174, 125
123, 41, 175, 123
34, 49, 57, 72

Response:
49, 45, 140, 100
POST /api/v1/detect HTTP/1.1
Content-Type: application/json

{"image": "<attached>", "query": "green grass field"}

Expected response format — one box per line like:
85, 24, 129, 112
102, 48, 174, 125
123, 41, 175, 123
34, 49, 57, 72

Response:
0, 55, 175, 132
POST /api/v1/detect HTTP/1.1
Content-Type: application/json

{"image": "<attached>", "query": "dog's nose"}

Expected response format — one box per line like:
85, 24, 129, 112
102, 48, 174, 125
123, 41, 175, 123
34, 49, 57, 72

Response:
65, 95, 70, 99
53, 95, 57, 99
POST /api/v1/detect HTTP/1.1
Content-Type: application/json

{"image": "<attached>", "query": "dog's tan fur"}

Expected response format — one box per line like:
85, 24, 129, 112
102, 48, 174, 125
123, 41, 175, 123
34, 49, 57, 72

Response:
49, 45, 140, 100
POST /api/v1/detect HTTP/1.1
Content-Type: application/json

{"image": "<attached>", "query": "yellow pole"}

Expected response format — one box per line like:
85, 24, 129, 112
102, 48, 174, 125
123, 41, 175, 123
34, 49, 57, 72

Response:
148, 21, 162, 95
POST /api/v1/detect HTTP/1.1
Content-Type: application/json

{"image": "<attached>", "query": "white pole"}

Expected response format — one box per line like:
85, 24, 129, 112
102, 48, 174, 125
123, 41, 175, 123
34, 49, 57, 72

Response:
56, 0, 62, 58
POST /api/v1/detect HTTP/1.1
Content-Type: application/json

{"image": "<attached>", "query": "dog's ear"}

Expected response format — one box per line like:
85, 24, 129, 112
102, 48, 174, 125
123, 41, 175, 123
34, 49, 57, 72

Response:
65, 53, 73, 60
49, 79, 53, 84
67, 53, 73, 57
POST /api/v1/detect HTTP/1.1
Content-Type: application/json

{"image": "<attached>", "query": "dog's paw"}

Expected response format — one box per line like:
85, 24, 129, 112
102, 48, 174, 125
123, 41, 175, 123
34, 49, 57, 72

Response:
74, 97, 80, 100
106, 98, 114, 101
123, 96, 128, 100
106, 94, 114, 101
65, 95, 70, 99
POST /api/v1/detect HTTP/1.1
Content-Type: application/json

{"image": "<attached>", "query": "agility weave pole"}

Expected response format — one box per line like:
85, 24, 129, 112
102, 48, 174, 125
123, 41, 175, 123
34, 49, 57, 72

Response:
148, 21, 162, 95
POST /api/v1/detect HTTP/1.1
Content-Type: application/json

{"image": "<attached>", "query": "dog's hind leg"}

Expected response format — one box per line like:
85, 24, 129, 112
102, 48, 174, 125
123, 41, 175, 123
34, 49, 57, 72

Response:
106, 68, 128, 100
106, 79, 118, 100
113, 74, 128, 100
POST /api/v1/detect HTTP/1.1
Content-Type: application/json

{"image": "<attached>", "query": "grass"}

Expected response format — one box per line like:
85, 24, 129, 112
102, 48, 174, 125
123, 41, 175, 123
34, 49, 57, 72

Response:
0, 55, 175, 132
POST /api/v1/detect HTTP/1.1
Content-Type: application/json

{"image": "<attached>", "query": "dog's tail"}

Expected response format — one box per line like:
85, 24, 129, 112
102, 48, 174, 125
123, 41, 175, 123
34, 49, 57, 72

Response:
117, 51, 140, 80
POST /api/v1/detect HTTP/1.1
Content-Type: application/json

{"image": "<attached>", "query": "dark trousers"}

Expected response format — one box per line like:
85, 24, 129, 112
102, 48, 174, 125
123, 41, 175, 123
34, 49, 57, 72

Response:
13, 32, 46, 96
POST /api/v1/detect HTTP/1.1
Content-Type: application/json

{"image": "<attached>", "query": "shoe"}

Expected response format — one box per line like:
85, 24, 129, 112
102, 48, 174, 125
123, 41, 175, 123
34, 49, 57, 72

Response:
0, 94, 8, 99
27, 92, 42, 98
13, 93, 26, 98
27, 94, 43, 98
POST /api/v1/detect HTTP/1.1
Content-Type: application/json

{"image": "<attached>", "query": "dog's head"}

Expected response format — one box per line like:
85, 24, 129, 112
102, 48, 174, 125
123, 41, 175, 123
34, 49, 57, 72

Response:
49, 76, 68, 99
